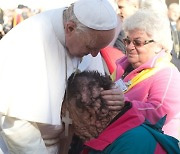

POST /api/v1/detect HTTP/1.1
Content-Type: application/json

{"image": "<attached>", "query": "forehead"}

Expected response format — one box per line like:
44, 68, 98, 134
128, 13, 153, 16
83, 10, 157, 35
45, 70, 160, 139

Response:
116, 0, 135, 6
117, 0, 130, 6
86, 29, 115, 49
127, 29, 150, 38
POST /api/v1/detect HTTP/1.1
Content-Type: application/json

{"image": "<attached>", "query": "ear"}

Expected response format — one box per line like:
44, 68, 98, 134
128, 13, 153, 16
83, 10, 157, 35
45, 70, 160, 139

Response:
154, 43, 163, 54
64, 21, 76, 35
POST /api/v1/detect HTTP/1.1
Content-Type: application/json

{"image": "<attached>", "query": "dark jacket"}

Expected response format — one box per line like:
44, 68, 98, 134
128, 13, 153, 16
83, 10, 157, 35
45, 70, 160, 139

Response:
113, 30, 126, 54
170, 23, 180, 71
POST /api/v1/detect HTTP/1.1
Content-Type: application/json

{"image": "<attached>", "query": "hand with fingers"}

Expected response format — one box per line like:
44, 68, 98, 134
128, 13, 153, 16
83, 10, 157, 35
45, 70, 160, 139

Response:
100, 87, 125, 111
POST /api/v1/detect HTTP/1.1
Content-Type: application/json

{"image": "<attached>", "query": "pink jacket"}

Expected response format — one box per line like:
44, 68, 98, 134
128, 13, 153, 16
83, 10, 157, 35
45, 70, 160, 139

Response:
115, 51, 180, 140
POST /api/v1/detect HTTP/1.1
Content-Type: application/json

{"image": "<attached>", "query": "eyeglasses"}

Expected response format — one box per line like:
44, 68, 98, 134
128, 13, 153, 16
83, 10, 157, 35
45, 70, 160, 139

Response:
123, 38, 154, 47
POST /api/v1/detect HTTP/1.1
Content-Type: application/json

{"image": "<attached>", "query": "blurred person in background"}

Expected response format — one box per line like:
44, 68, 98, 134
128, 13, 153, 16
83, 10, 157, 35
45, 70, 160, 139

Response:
12, 4, 32, 27
0, 8, 4, 39
0, 24, 4, 39
113, 0, 140, 53
177, 17, 180, 31
168, 3, 180, 71
12, 4, 24, 27
0, 8, 4, 26
177, 17, 180, 45
2, 9, 14, 34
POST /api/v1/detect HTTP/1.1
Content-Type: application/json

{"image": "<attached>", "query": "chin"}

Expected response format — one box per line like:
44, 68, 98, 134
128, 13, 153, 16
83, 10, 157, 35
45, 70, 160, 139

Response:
128, 60, 138, 66
78, 53, 86, 58
68, 51, 81, 57
127, 57, 136, 62
79, 53, 89, 57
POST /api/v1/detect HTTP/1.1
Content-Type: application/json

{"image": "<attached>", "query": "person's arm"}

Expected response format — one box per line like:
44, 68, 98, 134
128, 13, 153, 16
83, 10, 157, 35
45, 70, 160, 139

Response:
0, 116, 48, 154
126, 68, 180, 124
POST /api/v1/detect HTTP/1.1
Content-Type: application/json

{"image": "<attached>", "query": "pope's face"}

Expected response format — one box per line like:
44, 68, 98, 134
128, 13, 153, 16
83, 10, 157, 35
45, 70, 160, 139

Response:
64, 22, 115, 58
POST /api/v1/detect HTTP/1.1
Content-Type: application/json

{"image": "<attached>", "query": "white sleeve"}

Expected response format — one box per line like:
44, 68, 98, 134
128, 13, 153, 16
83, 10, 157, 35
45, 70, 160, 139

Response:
0, 115, 48, 154
79, 53, 105, 74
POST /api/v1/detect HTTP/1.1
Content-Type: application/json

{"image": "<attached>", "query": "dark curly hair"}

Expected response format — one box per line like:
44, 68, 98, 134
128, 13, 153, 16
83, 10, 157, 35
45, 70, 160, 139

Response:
63, 71, 118, 141
67, 71, 113, 109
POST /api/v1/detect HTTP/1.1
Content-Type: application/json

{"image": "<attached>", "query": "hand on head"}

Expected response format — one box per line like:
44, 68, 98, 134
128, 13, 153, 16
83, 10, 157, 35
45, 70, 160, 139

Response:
62, 71, 124, 141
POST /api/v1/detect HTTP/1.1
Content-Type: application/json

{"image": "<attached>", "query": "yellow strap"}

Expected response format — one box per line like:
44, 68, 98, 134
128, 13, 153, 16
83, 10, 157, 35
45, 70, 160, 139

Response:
111, 55, 174, 93
111, 70, 116, 82
125, 57, 174, 93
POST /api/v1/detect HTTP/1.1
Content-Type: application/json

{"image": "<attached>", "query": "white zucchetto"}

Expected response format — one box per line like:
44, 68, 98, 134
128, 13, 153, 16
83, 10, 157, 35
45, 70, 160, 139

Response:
74, 0, 117, 30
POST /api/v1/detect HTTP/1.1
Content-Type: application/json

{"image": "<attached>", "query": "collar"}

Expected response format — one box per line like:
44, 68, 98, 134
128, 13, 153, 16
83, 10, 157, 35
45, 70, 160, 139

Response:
50, 8, 66, 46
116, 50, 170, 80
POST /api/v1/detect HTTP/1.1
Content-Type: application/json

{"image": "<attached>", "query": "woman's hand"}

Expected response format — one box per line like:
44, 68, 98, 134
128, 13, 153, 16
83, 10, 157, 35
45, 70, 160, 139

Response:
100, 87, 125, 111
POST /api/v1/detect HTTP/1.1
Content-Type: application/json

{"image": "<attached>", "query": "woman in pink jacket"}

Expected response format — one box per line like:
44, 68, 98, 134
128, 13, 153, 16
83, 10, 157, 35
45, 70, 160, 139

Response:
110, 9, 180, 140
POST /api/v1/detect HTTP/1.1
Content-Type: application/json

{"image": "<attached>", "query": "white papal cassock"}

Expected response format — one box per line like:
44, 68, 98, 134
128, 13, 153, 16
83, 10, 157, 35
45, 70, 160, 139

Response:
0, 7, 102, 153
0, 7, 106, 153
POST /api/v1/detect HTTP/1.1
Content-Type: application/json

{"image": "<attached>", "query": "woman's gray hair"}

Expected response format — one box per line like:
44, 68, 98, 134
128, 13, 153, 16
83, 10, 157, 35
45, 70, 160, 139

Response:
115, 0, 140, 6
63, 3, 90, 34
123, 9, 173, 52
139, 0, 168, 17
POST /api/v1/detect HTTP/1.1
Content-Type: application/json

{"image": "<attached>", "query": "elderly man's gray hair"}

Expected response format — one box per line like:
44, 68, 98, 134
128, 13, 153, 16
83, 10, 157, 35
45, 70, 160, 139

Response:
63, 3, 90, 33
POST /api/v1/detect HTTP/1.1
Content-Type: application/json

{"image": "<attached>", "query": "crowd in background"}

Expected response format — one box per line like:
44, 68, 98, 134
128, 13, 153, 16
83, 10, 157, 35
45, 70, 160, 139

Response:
1, 1, 180, 43
0, 0, 180, 153
0, 4, 41, 39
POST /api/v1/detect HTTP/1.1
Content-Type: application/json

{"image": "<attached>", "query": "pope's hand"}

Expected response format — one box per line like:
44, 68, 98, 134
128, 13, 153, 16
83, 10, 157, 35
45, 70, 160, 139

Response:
100, 87, 125, 111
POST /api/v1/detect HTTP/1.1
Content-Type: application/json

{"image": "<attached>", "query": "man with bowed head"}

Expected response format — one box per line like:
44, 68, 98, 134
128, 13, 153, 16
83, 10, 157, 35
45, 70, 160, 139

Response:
0, 0, 124, 153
